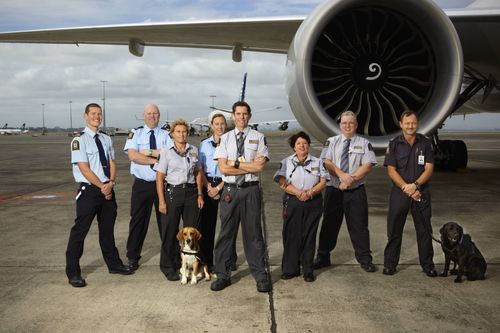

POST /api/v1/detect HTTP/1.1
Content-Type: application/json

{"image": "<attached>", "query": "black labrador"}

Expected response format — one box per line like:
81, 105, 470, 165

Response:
439, 222, 487, 283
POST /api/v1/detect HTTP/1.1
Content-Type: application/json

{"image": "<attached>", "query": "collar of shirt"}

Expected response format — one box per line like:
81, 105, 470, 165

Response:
234, 128, 249, 137
144, 125, 159, 134
83, 127, 98, 137
292, 153, 312, 164
170, 142, 193, 155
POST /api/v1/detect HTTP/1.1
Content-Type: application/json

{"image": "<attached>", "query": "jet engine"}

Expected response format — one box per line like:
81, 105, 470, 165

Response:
287, 0, 465, 168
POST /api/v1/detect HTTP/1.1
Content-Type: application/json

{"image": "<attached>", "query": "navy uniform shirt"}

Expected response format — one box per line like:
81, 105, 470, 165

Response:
154, 143, 200, 185
199, 136, 222, 178
124, 125, 172, 182
384, 133, 434, 185
213, 127, 269, 183
71, 127, 115, 183
321, 134, 377, 188
273, 153, 330, 190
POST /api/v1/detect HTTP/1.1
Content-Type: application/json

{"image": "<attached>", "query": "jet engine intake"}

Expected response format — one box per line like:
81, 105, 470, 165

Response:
287, 0, 463, 150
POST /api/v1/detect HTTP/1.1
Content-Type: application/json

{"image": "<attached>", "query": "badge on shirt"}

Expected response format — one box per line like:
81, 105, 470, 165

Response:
418, 152, 425, 165
190, 152, 198, 158
128, 131, 135, 139
249, 139, 259, 144
72, 140, 80, 151
238, 156, 246, 162
311, 167, 319, 171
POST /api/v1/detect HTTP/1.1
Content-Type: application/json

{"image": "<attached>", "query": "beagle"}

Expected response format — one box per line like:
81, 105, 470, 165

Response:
176, 227, 210, 285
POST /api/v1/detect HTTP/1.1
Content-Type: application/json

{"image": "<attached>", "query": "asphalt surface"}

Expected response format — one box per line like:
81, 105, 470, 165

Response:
0, 132, 499, 332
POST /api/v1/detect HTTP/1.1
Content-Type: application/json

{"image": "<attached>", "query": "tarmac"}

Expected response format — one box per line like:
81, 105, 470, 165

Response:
0, 132, 499, 333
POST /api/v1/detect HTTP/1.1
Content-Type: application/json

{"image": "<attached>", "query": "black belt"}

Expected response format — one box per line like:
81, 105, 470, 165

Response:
136, 178, 155, 184
79, 181, 109, 187
226, 181, 259, 189
166, 183, 196, 188
207, 176, 222, 183
332, 184, 364, 192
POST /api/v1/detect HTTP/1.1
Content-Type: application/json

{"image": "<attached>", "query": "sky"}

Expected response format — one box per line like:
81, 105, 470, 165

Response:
0, 0, 498, 131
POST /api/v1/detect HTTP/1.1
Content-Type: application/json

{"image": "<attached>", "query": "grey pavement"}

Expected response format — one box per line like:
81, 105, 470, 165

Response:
0, 132, 499, 332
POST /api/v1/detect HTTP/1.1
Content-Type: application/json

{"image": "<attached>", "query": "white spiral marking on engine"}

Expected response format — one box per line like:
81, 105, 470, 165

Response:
365, 63, 382, 81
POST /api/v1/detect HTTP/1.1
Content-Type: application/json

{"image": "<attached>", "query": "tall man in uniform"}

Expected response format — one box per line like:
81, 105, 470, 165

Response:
66, 103, 133, 288
124, 104, 172, 271
210, 101, 272, 292
313, 111, 377, 272
382, 110, 437, 277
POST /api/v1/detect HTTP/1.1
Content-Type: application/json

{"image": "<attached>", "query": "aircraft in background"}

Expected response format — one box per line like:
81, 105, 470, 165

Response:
1, 0, 499, 169
0, 123, 29, 135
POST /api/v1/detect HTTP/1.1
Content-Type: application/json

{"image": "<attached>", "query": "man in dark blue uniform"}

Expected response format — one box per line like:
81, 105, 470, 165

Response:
124, 104, 172, 271
66, 103, 133, 288
382, 110, 437, 277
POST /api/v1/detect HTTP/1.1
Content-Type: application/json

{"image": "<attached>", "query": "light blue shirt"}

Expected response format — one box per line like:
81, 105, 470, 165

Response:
273, 153, 330, 190
199, 136, 222, 178
71, 127, 115, 183
154, 143, 200, 185
321, 134, 377, 188
124, 125, 172, 181
213, 127, 269, 183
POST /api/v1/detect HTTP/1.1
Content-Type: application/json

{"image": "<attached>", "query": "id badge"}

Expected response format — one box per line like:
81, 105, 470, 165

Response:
418, 154, 425, 165
238, 156, 246, 162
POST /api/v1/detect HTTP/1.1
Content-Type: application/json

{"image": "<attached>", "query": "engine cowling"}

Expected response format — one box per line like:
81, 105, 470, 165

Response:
287, 0, 463, 149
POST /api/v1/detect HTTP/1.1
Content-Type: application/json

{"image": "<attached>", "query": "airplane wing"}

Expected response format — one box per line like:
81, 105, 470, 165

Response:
1, 0, 500, 170
0, 18, 302, 57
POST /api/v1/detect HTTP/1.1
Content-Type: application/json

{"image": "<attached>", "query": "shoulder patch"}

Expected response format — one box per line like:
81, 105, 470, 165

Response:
128, 131, 135, 140
263, 137, 267, 146
72, 140, 80, 151
368, 143, 373, 151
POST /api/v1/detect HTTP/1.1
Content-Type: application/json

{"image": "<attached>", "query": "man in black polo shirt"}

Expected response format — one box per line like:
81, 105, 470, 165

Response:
382, 110, 437, 277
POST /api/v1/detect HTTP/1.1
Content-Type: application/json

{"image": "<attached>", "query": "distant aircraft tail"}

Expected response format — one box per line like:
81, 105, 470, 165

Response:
21, 123, 26, 130
239, 72, 247, 101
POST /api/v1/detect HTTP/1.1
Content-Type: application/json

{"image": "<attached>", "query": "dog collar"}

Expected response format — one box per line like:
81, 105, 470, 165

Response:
181, 249, 198, 255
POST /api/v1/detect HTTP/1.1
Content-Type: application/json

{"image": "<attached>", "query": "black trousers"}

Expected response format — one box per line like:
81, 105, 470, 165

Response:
282, 194, 322, 275
199, 185, 238, 268
316, 186, 372, 265
214, 185, 268, 281
384, 187, 435, 271
65, 184, 122, 278
126, 178, 161, 261
159, 186, 201, 275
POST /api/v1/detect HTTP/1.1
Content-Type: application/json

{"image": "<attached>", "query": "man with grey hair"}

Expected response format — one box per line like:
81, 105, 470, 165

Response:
124, 104, 172, 271
313, 110, 377, 272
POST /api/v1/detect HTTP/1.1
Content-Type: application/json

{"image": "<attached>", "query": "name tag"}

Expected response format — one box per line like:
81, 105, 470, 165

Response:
238, 156, 246, 162
418, 154, 425, 165
190, 152, 198, 157
249, 139, 259, 144
311, 167, 319, 171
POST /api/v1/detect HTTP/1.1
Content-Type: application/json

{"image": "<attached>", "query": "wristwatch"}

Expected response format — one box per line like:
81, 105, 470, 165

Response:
414, 181, 421, 191
234, 160, 240, 169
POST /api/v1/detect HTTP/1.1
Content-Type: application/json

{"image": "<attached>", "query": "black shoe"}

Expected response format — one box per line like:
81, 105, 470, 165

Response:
424, 269, 438, 277
313, 257, 331, 270
230, 262, 238, 271
68, 275, 86, 288
256, 279, 272, 292
211, 278, 231, 291
165, 271, 180, 281
361, 263, 376, 273
382, 267, 396, 275
128, 259, 139, 271
303, 273, 316, 282
109, 264, 134, 275
280, 273, 299, 280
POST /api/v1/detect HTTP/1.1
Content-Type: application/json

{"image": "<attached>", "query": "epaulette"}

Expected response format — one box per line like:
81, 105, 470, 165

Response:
74, 131, 84, 137
134, 126, 144, 130
98, 130, 107, 135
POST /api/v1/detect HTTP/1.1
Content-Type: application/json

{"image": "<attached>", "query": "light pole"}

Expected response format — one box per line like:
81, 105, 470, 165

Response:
41, 103, 45, 132
69, 100, 73, 130
101, 80, 107, 129
209, 95, 217, 108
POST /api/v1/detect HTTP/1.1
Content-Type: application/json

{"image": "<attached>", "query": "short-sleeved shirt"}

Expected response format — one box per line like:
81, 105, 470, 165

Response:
71, 127, 115, 183
273, 153, 330, 190
213, 127, 269, 183
321, 134, 377, 188
199, 136, 222, 178
384, 133, 434, 186
124, 125, 172, 181
154, 143, 200, 185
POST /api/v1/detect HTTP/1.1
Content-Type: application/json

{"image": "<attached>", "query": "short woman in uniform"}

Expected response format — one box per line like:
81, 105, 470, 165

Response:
274, 131, 329, 282
155, 119, 204, 281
